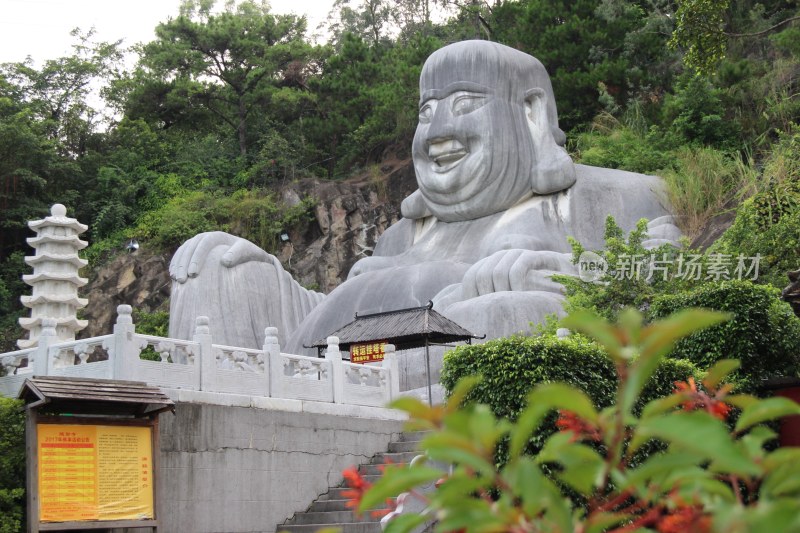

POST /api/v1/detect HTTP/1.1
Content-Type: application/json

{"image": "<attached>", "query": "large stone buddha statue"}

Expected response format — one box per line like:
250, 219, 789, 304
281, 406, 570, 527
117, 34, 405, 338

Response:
168, 40, 679, 363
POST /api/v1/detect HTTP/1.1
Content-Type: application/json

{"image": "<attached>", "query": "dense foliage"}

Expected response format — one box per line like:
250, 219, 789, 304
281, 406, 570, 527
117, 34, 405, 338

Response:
0, 398, 25, 533
441, 333, 701, 465
650, 281, 800, 391
356, 309, 800, 532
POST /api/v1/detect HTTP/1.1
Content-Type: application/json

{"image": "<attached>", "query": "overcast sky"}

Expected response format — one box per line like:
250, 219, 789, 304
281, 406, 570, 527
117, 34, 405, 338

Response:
0, 0, 334, 65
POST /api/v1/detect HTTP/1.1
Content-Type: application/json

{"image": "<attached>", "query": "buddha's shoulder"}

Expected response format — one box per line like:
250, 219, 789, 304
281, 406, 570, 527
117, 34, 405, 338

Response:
571, 164, 666, 195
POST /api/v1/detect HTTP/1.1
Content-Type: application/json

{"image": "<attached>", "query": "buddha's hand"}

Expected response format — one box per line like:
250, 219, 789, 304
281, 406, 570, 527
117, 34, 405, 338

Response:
169, 231, 276, 283
460, 249, 576, 298
643, 216, 683, 249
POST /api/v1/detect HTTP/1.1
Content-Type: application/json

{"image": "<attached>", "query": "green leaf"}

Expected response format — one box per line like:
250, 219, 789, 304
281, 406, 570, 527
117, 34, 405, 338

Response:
585, 512, 629, 533
623, 309, 729, 415
561, 309, 624, 360
640, 394, 684, 420
508, 402, 550, 460
389, 396, 434, 420
636, 411, 760, 477
702, 359, 740, 389
435, 499, 507, 532
529, 382, 600, 424
725, 394, 760, 410
382, 513, 429, 533
446, 375, 482, 412
735, 397, 800, 433
358, 466, 443, 512
619, 452, 704, 492
423, 433, 496, 477
537, 433, 604, 496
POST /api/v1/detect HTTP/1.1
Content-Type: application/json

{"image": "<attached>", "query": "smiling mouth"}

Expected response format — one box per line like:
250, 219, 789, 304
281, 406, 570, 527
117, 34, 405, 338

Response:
428, 139, 468, 169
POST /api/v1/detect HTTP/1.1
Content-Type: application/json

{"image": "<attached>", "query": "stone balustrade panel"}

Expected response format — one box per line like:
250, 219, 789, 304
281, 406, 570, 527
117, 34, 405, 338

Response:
341, 362, 388, 407
210, 344, 268, 396
270, 352, 334, 402
131, 334, 201, 390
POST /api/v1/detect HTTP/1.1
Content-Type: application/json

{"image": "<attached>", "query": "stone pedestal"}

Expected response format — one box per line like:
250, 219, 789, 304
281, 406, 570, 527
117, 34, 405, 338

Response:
18, 204, 88, 348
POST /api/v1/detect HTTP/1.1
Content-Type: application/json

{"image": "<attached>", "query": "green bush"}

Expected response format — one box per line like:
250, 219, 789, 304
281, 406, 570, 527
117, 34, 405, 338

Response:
715, 126, 800, 288
649, 280, 800, 391
0, 398, 25, 533
572, 115, 674, 174
441, 334, 701, 464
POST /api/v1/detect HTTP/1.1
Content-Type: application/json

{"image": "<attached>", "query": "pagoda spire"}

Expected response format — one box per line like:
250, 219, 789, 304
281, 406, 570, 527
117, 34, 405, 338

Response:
18, 204, 89, 348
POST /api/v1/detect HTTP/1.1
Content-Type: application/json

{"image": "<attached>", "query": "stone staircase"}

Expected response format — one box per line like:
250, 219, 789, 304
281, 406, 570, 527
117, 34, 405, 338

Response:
278, 432, 427, 533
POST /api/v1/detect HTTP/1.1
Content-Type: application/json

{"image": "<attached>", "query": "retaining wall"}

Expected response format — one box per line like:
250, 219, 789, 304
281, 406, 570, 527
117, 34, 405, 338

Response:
156, 390, 406, 533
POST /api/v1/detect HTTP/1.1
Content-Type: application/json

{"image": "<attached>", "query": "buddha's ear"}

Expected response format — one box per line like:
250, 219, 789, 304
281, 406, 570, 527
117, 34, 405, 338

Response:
523, 88, 549, 138
524, 87, 567, 146
523, 87, 576, 194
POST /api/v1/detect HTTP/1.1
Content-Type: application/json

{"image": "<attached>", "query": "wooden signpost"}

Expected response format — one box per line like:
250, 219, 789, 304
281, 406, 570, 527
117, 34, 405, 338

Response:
19, 376, 173, 532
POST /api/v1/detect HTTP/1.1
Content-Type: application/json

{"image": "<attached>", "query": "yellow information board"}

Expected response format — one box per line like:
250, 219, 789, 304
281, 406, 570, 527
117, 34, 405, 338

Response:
38, 424, 154, 523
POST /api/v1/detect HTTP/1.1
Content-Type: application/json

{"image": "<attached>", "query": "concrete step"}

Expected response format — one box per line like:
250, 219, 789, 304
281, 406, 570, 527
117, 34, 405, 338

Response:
286, 510, 376, 525
279, 432, 423, 533
387, 440, 422, 453
310, 498, 392, 513
398, 431, 430, 442
359, 462, 407, 476
280, 522, 382, 533
371, 451, 420, 465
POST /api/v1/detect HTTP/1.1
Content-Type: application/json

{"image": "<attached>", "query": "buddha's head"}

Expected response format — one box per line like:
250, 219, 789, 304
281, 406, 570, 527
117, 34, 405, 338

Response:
409, 40, 575, 222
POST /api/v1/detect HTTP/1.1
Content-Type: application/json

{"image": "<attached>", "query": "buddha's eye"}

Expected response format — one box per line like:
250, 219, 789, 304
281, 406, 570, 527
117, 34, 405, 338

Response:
452, 94, 486, 116
419, 102, 434, 124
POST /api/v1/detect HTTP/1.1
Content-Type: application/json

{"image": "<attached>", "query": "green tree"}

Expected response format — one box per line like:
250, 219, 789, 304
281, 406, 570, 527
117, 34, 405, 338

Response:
138, 0, 311, 157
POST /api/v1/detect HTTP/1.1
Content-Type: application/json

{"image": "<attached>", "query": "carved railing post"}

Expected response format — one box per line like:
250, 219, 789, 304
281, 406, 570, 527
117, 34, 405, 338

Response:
112, 305, 137, 381
325, 336, 344, 403
33, 318, 58, 376
382, 343, 400, 402
194, 316, 214, 392
262, 327, 279, 397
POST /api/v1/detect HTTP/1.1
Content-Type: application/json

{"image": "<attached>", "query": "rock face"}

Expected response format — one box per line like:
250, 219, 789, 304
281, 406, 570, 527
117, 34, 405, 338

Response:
274, 158, 417, 293
80, 252, 171, 338
79, 160, 417, 337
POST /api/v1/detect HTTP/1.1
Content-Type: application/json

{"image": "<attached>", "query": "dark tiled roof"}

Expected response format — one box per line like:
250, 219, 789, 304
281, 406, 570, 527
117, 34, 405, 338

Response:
19, 376, 174, 417
309, 302, 480, 351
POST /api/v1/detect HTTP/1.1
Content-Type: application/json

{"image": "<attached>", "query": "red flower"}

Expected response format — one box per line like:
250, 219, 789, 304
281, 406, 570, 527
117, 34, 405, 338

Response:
556, 410, 602, 442
656, 505, 712, 533
342, 466, 372, 515
674, 377, 732, 421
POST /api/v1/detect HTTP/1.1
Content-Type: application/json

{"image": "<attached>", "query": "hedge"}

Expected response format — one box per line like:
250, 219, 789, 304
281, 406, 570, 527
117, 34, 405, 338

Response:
0, 398, 25, 533
649, 280, 800, 391
441, 334, 700, 464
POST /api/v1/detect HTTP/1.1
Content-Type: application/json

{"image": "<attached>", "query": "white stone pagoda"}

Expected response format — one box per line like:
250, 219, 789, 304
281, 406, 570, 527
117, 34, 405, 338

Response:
18, 204, 88, 348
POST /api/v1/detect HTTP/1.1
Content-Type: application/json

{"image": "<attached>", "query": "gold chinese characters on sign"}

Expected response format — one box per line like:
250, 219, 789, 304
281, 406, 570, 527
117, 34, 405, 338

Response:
350, 341, 387, 364
38, 424, 154, 523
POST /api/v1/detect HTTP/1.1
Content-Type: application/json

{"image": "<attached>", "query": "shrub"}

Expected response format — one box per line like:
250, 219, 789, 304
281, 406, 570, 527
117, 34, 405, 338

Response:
0, 398, 25, 533
441, 333, 701, 465
572, 115, 673, 174
715, 126, 800, 288
354, 309, 800, 532
649, 280, 800, 391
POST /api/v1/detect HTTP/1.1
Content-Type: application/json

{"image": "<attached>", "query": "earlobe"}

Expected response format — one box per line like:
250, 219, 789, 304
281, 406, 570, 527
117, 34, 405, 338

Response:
523, 87, 576, 194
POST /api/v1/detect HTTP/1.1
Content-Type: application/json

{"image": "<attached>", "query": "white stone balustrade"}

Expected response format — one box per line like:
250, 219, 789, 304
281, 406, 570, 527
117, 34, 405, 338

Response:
0, 305, 398, 408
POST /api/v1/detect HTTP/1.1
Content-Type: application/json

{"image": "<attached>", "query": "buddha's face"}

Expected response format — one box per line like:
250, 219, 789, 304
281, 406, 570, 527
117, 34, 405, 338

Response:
412, 56, 535, 222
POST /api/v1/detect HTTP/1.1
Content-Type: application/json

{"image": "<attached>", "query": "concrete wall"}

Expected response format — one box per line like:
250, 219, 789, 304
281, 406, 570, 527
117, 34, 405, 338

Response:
157, 390, 406, 533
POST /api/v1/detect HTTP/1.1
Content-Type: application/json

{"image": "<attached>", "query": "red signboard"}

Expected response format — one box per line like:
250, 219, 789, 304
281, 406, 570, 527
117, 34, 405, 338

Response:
350, 341, 387, 364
